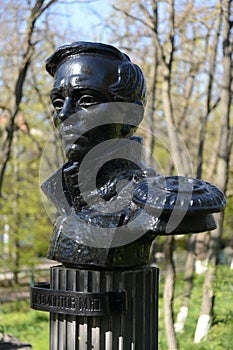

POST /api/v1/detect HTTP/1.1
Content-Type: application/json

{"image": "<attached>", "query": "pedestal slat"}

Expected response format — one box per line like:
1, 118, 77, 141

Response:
49, 266, 159, 350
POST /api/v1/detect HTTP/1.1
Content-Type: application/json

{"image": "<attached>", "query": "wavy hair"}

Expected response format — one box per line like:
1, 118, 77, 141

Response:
46, 41, 146, 106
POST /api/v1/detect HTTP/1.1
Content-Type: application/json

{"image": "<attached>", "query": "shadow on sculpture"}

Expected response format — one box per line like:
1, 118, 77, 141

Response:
31, 41, 226, 350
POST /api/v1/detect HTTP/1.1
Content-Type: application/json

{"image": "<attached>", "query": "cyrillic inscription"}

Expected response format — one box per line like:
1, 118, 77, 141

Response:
30, 284, 126, 316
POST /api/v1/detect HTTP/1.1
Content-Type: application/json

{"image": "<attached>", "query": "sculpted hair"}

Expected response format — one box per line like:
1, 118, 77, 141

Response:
45, 41, 146, 106
109, 62, 146, 105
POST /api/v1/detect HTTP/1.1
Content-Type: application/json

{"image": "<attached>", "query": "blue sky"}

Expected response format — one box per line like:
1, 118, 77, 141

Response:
57, 0, 113, 43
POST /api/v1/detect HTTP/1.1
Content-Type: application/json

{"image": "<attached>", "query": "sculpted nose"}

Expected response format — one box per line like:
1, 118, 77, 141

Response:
55, 97, 72, 126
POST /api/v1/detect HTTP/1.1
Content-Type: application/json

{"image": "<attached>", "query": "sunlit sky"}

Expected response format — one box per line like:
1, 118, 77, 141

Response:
54, 0, 113, 44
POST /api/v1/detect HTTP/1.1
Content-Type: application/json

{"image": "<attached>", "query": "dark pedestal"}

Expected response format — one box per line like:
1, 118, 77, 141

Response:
49, 265, 159, 350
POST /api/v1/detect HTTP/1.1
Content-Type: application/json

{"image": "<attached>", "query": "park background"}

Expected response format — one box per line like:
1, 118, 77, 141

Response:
0, 0, 232, 349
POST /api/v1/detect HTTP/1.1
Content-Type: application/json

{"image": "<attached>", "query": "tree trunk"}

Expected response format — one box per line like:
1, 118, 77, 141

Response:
164, 235, 179, 350
0, 0, 58, 197
174, 234, 196, 332
160, 0, 192, 176
13, 235, 20, 285
144, 49, 158, 168
196, 1, 222, 179
177, 7, 222, 329
194, 0, 232, 342
162, 71, 188, 176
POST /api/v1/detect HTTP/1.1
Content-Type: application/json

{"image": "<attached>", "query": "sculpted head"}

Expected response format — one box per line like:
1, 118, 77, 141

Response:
46, 42, 146, 161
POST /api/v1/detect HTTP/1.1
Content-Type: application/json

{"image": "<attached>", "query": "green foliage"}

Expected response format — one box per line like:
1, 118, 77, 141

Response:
0, 127, 52, 275
223, 195, 233, 243
0, 300, 49, 350
0, 0, 68, 279
0, 265, 232, 349
158, 265, 233, 349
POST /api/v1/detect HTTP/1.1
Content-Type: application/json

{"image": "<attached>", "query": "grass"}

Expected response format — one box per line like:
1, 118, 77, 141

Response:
0, 300, 49, 350
158, 265, 233, 349
0, 265, 232, 349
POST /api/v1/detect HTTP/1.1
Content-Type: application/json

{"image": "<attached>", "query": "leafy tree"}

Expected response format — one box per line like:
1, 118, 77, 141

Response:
0, 127, 51, 283
0, 0, 73, 281
0, 0, 59, 197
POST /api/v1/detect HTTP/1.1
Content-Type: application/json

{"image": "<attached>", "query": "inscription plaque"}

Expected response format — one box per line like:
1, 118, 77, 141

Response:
30, 283, 127, 316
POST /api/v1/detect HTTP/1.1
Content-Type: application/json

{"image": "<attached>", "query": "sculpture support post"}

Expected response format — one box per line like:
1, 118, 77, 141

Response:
31, 265, 159, 349
48, 265, 159, 350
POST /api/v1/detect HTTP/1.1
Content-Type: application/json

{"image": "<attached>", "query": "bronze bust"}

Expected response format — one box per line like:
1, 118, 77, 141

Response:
42, 42, 225, 269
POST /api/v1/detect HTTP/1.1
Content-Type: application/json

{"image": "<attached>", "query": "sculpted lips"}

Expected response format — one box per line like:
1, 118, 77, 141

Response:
59, 124, 88, 146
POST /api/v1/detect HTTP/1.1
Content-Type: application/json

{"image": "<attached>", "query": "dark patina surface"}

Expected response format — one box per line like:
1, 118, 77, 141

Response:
42, 41, 226, 269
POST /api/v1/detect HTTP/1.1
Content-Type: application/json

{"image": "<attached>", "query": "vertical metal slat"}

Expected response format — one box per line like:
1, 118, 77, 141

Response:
49, 266, 158, 350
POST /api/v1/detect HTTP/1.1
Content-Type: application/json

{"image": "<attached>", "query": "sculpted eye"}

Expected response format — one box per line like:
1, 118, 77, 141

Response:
52, 98, 64, 111
77, 95, 100, 107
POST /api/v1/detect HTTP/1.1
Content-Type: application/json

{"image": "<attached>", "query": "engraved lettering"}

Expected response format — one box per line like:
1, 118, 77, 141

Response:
79, 297, 88, 311
31, 286, 125, 315
71, 297, 75, 309
94, 298, 102, 311
35, 293, 40, 304
90, 298, 95, 311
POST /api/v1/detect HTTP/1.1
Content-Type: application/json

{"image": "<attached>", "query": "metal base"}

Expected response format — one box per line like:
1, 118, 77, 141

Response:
50, 265, 159, 350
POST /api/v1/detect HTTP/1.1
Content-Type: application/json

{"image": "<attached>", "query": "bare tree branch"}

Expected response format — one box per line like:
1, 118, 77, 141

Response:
112, 4, 154, 31
0, 0, 59, 196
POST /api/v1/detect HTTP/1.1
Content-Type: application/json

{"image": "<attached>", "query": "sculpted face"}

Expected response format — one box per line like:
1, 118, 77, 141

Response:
50, 55, 128, 162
